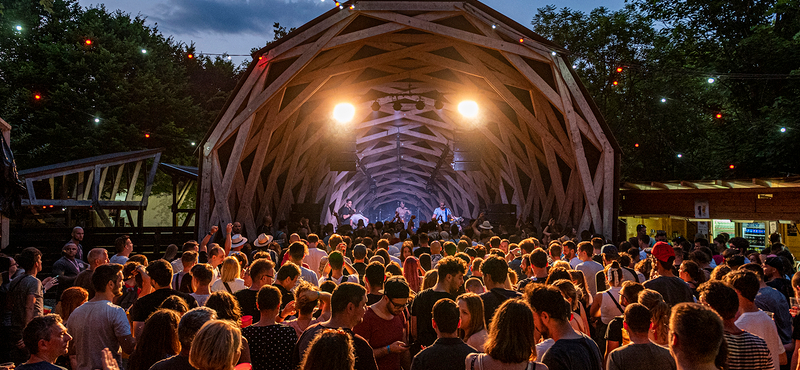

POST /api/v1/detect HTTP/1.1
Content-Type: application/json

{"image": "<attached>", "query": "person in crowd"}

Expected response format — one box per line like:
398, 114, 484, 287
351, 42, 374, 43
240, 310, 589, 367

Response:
149, 307, 216, 370
400, 243, 414, 263
305, 234, 328, 278
402, 257, 423, 293
409, 298, 475, 370
763, 256, 792, 303
644, 242, 693, 306
352, 244, 369, 280
73, 248, 109, 299
464, 299, 545, 370
292, 282, 378, 370
576, 242, 604, 296
410, 256, 466, 355
287, 242, 320, 286
205, 291, 242, 324
67, 264, 135, 370
605, 303, 676, 370
319, 251, 360, 285
677, 260, 704, 298
668, 303, 725, 370
364, 262, 386, 305
159, 295, 189, 315
354, 276, 410, 370
478, 255, 521, 327
66, 227, 85, 261
739, 263, 793, 346
284, 281, 332, 337
464, 277, 485, 294
116, 262, 151, 310
300, 329, 356, 370
550, 279, 590, 336
724, 270, 786, 369
18, 314, 71, 370
190, 264, 214, 306
414, 233, 431, 257
456, 293, 488, 352
273, 262, 301, 313
242, 285, 298, 370
603, 281, 645, 360
211, 257, 246, 294
421, 269, 438, 291
589, 261, 625, 351
127, 309, 180, 370
697, 280, 773, 370
129, 260, 197, 337
637, 289, 670, 346
526, 283, 603, 370
6, 248, 57, 364
110, 235, 133, 265
234, 258, 275, 322
172, 251, 198, 293
189, 320, 241, 370
55, 287, 88, 322
51, 243, 86, 296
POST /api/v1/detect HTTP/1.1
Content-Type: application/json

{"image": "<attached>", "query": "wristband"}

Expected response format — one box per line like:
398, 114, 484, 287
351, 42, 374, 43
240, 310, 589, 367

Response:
386, 345, 391, 354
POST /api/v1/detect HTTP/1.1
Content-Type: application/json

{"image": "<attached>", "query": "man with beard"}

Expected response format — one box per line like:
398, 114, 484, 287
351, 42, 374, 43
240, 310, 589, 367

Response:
19, 314, 72, 370
66, 264, 136, 370
410, 256, 466, 355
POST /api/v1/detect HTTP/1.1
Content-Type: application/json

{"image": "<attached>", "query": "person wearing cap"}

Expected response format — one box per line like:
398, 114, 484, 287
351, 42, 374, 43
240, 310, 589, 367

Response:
223, 223, 248, 256
763, 256, 792, 303
353, 276, 411, 370
594, 245, 638, 292
643, 242, 694, 306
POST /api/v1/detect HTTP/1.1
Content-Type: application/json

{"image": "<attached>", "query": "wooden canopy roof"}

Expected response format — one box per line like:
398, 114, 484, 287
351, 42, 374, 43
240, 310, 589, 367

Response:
199, 0, 620, 238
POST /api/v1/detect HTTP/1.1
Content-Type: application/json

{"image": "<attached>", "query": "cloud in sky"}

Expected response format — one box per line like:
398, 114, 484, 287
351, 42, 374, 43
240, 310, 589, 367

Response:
149, 0, 331, 36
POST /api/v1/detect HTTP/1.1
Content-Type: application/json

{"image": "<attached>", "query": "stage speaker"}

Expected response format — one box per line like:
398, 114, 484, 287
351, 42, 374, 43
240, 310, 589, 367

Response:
486, 203, 516, 225
290, 203, 323, 223
453, 130, 482, 171
328, 140, 357, 172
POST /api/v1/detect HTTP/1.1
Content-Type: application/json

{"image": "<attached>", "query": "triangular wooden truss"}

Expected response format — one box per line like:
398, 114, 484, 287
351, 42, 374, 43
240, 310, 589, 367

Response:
199, 0, 620, 238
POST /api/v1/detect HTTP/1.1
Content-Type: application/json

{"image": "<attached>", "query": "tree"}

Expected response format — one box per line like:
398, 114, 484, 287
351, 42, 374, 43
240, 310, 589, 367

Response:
0, 0, 240, 172
532, 1, 800, 181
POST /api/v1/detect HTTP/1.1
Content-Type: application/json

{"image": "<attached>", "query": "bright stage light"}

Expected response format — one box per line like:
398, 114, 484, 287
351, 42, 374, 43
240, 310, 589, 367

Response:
333, 103, 355, 123
458, 100, 479, 118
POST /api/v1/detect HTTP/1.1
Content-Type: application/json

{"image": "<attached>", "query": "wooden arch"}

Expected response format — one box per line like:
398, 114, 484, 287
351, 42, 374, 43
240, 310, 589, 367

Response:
198, 0, 621, 239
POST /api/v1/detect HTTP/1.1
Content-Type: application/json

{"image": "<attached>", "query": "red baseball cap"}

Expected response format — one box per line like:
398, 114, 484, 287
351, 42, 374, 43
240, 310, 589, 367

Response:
652, 241, 675, 262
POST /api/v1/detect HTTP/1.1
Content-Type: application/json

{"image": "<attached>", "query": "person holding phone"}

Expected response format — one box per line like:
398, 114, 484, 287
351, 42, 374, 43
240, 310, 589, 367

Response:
353, 277, 411, 370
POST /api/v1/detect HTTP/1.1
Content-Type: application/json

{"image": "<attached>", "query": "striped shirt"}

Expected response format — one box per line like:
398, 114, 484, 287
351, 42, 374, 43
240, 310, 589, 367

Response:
725, 331, 774, 370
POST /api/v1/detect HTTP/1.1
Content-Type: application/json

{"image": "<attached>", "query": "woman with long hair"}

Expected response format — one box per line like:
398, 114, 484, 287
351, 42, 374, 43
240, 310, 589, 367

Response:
301, 329, 355, 370
464, 300, 545, 370
128, 309, 181, 370
551, 279, 590, 336
56, 286, 88, 321
589, 261, 625, 350
400, 241, 414, 262
678, 260, 705, 298
422, 269, 438, 291
457, 293, 488, 352
190, 320, 242, 370
638, 289, 670, 346
205, 291, 243, 323
211, 257, 246, 294
403, 256, 423, 292
284, 280, 332, 337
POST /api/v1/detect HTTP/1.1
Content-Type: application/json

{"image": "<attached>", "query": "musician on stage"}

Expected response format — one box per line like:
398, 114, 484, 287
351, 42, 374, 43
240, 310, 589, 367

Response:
395, 201, 411, 223
431, 202, 452, 224
338, 199, 368, 228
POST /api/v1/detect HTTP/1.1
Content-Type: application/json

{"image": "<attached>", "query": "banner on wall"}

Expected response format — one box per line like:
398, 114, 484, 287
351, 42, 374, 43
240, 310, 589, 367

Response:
694, 199, 709, 219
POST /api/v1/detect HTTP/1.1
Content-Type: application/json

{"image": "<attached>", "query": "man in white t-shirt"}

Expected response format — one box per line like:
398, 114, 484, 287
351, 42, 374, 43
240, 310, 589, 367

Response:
67, 264, 135, 370
575, 241, 605, 295
305, 234, 328, 278
726, 270, 786, 369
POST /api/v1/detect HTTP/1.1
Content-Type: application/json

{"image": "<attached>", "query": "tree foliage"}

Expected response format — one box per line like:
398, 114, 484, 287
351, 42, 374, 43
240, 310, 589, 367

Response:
533, 1, 800, 181
0, 0, 241, 172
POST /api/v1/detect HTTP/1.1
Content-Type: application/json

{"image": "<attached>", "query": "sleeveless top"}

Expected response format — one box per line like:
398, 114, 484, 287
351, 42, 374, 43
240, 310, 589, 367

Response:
599, 286, 623, 324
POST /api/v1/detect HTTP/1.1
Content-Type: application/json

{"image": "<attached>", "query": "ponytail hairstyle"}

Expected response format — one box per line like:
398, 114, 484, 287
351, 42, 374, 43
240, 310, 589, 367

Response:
606, 261, 623, 287
639, 289, 670, 346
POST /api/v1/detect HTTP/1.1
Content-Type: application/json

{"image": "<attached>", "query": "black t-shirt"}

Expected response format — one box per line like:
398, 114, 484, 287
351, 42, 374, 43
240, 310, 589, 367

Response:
149, 355, 196, 370
274, 283, 294, 311
605, 316, 624, 343
410, 289, 454, 353
129, 288, 198, 322
792, 313, 800, 340
292, 324, 378, 370
479, 288, 522, 327
243, 323, 298, 370
235, 289, 260, 322
643, 276, 694, 307
414, 246, 431, 258
541, 335, 603, 370
353, 262, 367, 281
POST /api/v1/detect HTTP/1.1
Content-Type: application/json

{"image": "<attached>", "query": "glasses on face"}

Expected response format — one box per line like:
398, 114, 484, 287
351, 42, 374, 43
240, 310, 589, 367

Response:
388, 299, 409, 308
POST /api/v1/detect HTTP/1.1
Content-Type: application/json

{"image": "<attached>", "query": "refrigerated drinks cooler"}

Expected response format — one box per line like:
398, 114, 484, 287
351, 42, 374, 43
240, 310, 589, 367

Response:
742, 222, 766, 249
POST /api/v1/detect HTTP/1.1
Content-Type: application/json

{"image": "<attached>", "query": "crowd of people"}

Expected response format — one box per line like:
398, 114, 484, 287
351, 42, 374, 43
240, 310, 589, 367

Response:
0, 215, 799, 370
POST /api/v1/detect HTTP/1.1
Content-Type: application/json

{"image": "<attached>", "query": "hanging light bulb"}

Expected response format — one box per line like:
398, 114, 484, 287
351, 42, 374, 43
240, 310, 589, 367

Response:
393, 100, 402, 111
371, 101, 381, 111
415, 99, 425, 110
434, 100, 444, 110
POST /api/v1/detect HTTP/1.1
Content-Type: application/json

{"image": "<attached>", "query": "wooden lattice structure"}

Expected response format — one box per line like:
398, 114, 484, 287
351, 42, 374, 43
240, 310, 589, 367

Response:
199, 0, 620, 238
